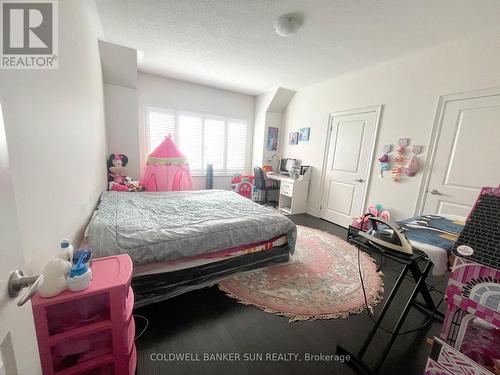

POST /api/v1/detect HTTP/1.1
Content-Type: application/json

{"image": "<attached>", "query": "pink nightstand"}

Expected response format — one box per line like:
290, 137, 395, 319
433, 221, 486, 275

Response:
31, 255, 136, 375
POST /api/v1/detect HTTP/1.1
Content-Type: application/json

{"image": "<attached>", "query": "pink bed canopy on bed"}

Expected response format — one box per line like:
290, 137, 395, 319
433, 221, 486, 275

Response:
141, 135, 192, 191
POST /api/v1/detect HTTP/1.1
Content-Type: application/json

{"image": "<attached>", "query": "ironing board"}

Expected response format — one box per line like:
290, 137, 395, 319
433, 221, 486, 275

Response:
397, 214, 465, 276
336, 226, 444, 374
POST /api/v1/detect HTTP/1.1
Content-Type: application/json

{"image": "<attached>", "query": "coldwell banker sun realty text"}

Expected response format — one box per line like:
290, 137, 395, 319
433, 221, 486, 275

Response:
1, 0, 58, 69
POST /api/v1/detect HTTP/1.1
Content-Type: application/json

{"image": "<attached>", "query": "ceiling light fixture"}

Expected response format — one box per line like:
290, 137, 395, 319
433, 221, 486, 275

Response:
273, 16, 299, 37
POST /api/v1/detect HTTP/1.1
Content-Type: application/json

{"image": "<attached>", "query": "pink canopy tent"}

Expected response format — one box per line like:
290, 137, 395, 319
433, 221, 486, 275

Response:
141, 135, 192, 191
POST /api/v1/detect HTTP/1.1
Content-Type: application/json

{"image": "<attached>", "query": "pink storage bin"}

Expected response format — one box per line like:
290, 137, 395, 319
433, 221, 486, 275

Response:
46, 294, 110, 336
80, 363, 114, 375
31, 255, 136, 375
51, 330, 112, 372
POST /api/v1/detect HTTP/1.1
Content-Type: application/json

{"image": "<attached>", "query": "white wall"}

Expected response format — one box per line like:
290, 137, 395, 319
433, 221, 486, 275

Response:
99, 41, 137, 89
263, 112, 282, 170
99, 42, 140, 179
252, 88, 295, 170
252, 89, 275, 167
104, 84, 140, 179
0, 0, 107, 273
138, 72, 256, 188
281, 31, 500, 220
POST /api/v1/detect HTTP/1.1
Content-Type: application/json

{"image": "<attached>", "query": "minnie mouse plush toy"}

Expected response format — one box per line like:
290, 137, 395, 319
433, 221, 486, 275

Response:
107, 154, 143, 191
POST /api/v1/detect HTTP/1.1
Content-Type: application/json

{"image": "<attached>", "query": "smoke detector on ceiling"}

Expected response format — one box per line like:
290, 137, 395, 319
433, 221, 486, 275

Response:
273, 16, 300, 37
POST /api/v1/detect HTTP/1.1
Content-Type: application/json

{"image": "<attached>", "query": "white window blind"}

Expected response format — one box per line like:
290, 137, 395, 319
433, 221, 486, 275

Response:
178, 114, 203, 170
204, 117, 225, 170
147, 109, 175, 152
145, 107, 248, 174
227, 120, 248, 171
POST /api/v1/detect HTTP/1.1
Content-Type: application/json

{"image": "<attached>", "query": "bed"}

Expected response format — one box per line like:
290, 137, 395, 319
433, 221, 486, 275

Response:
88, 190, 297, 307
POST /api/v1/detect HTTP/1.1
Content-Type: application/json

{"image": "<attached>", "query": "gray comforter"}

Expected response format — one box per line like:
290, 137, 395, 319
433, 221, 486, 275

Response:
89, 190, 296, 266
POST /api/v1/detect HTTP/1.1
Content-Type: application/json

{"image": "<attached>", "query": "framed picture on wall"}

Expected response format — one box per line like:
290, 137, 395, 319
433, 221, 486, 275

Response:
288, 132, 299, 145
299, 127, 310, 142
267, 127, 279, 151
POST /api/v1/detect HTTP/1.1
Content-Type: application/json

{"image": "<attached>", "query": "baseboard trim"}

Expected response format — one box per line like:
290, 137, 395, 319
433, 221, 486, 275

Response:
306, 207, 321, 217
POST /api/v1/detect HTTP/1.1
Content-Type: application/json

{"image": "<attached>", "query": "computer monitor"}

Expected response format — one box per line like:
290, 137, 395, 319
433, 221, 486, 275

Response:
279, 158, 296, 174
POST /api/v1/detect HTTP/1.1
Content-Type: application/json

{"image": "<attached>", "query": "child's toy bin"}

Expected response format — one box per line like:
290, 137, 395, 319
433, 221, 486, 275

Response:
31, 255, 135, 375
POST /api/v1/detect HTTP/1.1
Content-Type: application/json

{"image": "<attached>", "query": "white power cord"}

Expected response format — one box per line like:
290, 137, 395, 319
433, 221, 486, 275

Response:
133, 314, 150, 341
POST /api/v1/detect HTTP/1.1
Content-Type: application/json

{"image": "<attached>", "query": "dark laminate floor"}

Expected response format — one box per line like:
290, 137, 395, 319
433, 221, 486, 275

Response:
134, 214, 448, 375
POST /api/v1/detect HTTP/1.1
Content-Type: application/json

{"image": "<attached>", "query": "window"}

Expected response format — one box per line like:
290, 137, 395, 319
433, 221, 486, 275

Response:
178, 114, 203, 170
145, 107, 249, 174
204, 117, 225, 170
147, 109, 175, 152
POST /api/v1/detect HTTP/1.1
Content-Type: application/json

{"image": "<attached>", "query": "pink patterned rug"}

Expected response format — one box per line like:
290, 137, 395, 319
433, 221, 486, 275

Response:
219, 225, 384, 322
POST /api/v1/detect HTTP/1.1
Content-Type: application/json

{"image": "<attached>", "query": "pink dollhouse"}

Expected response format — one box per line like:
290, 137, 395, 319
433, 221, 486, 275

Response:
425, 187, 500, 375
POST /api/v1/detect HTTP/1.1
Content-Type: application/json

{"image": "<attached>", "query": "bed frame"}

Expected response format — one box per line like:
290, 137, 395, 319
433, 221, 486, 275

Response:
131, 244, 291, 308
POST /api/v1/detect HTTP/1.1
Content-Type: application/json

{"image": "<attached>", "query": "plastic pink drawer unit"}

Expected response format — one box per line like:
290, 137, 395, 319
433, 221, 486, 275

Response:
31, 255, 136, 375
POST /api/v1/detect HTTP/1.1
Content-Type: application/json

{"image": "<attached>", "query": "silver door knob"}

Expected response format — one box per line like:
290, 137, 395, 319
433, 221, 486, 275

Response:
8, 270, 44, 306
354, 178, 364, 182
430, 189, 442, 195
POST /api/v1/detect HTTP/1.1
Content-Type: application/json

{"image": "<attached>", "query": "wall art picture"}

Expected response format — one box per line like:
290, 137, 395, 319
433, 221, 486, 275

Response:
299, 127, 310, 141
288, 132, 299, 145
266, 127, 279, 151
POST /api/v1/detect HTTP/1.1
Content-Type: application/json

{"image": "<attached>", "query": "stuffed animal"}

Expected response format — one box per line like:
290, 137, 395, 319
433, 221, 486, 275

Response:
107, 154, 143, 192
351, 204, 391, 231
38, 258, 72, 298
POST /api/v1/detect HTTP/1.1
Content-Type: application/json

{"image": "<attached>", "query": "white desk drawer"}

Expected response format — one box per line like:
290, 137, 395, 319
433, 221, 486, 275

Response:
280, 181, 294, 190
280, 185, 293, 197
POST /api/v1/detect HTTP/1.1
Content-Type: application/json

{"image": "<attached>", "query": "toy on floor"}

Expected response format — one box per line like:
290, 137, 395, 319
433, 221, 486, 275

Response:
107, 153, 143, 192
437, 186, 500, 375
351, 203, 390, 231
231, 174, 255, 199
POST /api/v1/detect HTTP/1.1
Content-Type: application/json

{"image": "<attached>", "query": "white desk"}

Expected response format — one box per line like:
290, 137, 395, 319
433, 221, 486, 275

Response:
267, 171, 310, 215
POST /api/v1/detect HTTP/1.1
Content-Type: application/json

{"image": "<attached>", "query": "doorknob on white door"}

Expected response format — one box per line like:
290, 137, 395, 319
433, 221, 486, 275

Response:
354, 178, 364, 182
429, 189, 443, 195
8, 270, 44, 306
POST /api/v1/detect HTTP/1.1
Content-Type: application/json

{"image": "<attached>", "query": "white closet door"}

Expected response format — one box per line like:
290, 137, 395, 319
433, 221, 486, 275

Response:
321, 107, 380, 227
422, 90, 500, 216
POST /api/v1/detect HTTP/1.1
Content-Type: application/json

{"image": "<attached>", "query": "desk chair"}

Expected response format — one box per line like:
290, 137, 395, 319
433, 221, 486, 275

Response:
253, 166, 279, 207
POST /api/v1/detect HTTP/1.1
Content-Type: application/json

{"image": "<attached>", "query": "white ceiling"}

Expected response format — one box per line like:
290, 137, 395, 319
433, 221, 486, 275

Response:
95, 0, 500, 95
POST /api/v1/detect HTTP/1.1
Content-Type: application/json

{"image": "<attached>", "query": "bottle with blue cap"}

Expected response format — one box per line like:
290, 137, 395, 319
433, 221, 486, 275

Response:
67, 250, 92, 292
58, 239, 74, 263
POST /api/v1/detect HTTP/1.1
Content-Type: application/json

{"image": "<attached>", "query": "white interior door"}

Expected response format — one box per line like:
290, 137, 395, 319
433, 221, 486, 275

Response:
0, 104, 41, 374
321, 107, 380, 227
421, 89, 500, 216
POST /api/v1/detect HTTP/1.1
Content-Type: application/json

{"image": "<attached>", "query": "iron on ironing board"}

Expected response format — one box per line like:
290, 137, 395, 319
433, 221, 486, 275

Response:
358, 217, 413, 256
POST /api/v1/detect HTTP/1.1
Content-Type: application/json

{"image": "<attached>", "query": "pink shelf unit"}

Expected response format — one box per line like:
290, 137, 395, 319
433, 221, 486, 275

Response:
31, 255, 136, 375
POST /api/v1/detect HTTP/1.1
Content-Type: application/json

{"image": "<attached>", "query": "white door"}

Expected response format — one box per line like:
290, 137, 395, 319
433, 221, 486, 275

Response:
0, 104, 41, 374
421, 89, 500, 216
320, 106, 381, 227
